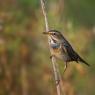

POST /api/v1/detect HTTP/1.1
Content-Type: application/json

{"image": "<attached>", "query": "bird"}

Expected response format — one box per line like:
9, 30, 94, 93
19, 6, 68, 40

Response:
43, 30, 90, 73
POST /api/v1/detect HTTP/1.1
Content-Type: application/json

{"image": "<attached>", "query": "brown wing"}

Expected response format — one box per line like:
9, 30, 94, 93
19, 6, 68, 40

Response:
62, 42, 78, 61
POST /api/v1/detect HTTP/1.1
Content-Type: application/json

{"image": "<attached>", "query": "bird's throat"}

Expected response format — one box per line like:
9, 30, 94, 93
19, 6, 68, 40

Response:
49, 36, 57, 44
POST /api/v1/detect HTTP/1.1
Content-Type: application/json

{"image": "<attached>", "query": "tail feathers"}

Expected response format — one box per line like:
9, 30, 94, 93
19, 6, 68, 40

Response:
78, 57, 90, 66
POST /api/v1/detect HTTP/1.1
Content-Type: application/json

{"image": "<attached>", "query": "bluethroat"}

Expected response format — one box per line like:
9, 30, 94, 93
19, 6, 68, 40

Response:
43, 30, 90, 73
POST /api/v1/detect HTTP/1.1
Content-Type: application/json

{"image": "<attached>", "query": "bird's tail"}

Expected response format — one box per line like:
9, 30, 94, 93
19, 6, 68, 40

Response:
78, 56, 90, 66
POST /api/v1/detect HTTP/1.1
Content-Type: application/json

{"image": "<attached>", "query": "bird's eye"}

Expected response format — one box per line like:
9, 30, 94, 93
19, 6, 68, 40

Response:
53, 33, 56, 35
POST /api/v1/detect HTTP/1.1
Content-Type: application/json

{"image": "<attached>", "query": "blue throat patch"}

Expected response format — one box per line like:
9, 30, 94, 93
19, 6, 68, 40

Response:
50, 43, 60, 49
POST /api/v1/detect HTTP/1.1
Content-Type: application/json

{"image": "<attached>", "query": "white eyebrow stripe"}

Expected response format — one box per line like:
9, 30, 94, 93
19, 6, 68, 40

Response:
48, 36, 55, 44
51, 35, 58, 41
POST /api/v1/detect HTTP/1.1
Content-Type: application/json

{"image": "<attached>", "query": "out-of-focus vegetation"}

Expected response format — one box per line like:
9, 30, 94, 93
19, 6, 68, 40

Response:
0, 0, 95, 95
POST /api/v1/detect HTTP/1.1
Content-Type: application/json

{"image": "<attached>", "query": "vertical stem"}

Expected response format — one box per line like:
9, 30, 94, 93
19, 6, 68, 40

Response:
40, 0, 62, 95
40, 0, 49, 31
52, 57, 61, 95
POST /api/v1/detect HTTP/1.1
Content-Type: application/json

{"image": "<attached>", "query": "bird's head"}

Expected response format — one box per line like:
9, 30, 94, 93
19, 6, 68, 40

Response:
43, 30, 63, 42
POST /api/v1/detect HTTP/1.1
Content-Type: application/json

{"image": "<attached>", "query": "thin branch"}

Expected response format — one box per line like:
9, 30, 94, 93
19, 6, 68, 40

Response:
52, 57, 61, 95
40, 0, 62, 95
40, 0, 49, 31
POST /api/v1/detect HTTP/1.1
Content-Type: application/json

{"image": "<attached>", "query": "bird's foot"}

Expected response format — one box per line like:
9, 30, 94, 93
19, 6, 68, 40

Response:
50, 55, 55, 59
56, 79, 60, 85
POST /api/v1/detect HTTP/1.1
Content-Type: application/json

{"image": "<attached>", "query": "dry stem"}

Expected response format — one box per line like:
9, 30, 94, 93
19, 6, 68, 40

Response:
40, 0, 62, 95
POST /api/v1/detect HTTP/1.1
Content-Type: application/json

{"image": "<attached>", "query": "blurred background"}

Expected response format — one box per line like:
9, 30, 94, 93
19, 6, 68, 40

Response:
0, 0, 95, 95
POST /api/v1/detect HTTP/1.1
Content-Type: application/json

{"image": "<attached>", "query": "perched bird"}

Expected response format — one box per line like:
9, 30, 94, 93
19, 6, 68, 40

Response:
43, 30, 90, 73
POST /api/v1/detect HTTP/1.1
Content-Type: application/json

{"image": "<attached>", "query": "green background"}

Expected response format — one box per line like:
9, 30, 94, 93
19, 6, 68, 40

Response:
0, 0, 95, 95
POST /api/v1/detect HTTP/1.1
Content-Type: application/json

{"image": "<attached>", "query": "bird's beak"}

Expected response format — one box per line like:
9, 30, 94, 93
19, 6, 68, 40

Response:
43, 32, 50, 35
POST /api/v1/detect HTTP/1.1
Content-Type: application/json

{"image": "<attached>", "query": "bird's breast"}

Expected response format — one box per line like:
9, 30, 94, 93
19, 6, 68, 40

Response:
50, 43, 60, 52
49, 43, 63, 59
50, 43, 60, 48
49, 43, 70, 61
